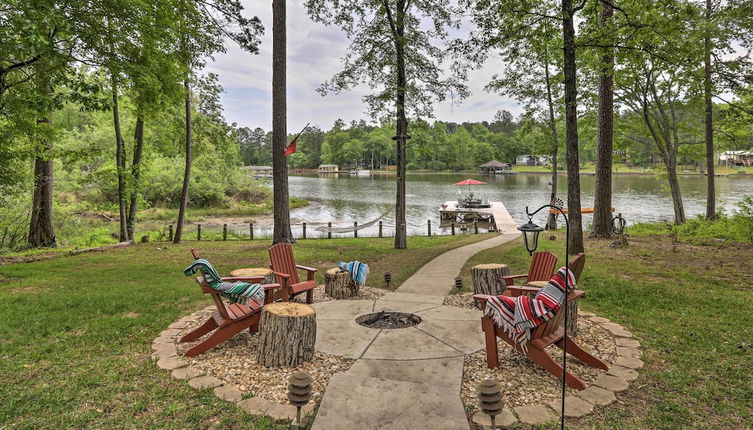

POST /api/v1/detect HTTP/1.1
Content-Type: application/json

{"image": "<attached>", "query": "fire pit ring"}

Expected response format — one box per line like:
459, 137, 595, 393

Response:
356, 311, 422, 329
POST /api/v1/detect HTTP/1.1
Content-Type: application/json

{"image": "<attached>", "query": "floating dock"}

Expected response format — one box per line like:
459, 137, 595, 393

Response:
439, 201, 517, 234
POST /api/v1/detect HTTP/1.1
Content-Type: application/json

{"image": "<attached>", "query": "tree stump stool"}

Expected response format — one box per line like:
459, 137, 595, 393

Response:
230, 267, 276, 285
324, 267, 358, 299
256, 302, 316, 368
526, 280, 580, 336
471, 264, 510, 296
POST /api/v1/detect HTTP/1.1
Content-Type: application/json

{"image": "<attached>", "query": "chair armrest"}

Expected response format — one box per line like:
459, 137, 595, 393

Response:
261, 283, 281, 291
296, 265, 317, 273
500, 274, 528, 286
472, 294, 493, 311
270, 271, 291, 279
569, 289, 585, 300
221, 276, 265, 283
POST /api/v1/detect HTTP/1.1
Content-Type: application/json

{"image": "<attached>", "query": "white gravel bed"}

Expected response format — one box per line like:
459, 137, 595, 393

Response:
301, 284, 386, 303
460, 314, 617, 411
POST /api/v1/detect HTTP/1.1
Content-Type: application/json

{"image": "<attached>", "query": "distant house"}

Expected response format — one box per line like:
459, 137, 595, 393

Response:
515, 155, 549, 166
479, 160, 512, 174
246, 165, 273, 178
318, 164, 339, 174
719, 151, 753, 167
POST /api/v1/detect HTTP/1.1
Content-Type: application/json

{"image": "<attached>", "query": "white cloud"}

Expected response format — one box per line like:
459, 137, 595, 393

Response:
203, 1, 523, 131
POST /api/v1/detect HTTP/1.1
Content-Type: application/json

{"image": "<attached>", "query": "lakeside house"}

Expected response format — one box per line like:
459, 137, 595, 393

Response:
480, 160, 513, 174
245, 165, 273, 178
515, 154, 549, 166
719, 150, 753, 167
318, 164, 339, 174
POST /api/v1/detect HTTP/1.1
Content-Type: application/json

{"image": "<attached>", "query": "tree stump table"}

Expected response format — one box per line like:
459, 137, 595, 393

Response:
230, 267, 276, 284
256, 302, 316, 368
324, 267, 358, 299
471, 263, 510, 296
527, 280, 580, 336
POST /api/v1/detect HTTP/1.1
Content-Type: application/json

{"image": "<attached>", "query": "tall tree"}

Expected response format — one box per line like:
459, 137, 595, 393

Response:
271, 0, 294, 244
306, 0, 467, 249
591, 1, 615, 238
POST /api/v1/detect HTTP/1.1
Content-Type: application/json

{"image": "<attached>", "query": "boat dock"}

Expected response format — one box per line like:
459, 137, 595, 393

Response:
439, 201, 517, 234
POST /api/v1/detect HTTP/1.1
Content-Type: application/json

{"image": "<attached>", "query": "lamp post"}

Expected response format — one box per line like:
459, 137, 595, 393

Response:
517, 204, 570, 430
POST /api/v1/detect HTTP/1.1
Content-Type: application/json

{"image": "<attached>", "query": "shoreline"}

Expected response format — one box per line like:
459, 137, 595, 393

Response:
291, 169, 750, 177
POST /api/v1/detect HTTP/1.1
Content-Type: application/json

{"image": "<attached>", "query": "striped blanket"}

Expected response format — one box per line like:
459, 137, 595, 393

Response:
338, 261, 369, 287
483, 267, 576, 348
184, 259, 266, 307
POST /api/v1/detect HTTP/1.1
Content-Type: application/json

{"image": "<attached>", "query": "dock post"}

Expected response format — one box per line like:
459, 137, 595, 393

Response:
451, 221, 455, 236
427, 220, 431, 237
328, 222, 332, 239
168, 224, 173, 242
302, 222, 307, 239
378, 221, 383, 238
250, 223, 254, 240
197, 224, 201, 241
223, 224, 228, 241
474, 221, 479, 234
354, 222, 358, 238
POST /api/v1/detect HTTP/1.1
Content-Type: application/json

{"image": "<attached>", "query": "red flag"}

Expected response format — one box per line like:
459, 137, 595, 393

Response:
284, 138, 297, 157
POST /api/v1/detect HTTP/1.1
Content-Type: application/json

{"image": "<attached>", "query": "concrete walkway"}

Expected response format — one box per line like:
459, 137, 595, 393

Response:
311, 207, 519, 430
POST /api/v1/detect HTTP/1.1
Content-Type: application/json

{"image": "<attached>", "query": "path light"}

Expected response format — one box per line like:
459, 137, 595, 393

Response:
455, 276, 463, 289
477, 379, 503, 430
287, 372, 313, 429
517, 217, 544, 256
384, 272, 392, 288
518, 203, 571, 430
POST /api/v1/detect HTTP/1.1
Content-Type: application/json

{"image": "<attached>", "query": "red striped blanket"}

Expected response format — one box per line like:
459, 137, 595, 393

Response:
483, 267, 576, 347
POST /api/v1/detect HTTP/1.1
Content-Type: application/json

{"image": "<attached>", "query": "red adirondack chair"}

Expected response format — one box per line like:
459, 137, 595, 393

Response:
474, 287, 608, 390
268, 243, 317, 304
180, 250, 281, 357
501, 251, 558, 286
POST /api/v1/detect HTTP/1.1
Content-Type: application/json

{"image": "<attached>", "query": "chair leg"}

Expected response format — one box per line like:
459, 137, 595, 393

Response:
556, 337, 609, 370
184, 321, 252, 357
526, 346, 587, 390
180, 317, 218, 343
305, 289, 313, 304
481, 317, 499, 368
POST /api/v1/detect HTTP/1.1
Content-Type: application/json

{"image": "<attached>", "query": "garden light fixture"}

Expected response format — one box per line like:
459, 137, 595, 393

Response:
517, 218, 544, 255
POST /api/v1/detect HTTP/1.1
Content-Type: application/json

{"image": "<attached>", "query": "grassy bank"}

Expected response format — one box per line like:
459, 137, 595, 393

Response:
0, 234, 491, 429
458, 233, 753, 429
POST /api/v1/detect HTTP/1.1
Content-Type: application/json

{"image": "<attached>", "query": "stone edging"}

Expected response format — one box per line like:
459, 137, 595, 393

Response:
471, 312, 643, 428
151, 306, 314, 423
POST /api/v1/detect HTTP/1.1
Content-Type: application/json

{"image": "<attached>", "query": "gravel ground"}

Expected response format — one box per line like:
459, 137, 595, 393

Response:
443, 292, 478, 309
303, 284, 385, 303
459, 314, 617, 412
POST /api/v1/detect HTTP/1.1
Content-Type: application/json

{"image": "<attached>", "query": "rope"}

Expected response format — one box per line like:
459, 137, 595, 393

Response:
313, 211, 391, 233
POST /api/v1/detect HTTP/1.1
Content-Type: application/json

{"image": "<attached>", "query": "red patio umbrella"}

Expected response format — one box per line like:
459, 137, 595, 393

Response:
453, 179, 487, 196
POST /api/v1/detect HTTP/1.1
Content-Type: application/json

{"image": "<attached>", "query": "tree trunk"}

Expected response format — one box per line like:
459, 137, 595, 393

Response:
592, 2, 615, 238
324, 267, 358, 299
272, 0, 294, 244
562, 0, 584, 254
704, 0, 715, 220
174, 79, 192, 244
28, 135, 56, 248
393, 0, 408, 249
544, 43, 559, 231
471, 264, 510, 296
664, 156, 686, 225
111, 75, 129, 242
127, 114, 144, 239
256, 302, 316, 367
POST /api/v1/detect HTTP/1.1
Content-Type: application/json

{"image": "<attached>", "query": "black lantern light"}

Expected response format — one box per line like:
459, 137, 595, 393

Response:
518, 218, 544, 255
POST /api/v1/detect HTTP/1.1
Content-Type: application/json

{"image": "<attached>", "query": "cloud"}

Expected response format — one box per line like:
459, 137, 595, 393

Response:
204, 1, 523, 132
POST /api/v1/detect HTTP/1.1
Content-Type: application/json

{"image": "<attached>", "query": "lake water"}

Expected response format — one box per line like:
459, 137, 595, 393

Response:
277, 172, 753, 237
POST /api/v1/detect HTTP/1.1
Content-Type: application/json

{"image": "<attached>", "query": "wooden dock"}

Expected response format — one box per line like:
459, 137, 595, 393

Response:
439, 201, 518, 234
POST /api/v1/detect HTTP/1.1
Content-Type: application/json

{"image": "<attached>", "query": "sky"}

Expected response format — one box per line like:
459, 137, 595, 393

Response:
203, 1, 522, 132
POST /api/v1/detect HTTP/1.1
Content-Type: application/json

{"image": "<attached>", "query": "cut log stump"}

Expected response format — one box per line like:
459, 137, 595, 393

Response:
471, 264, 510, 297
230, 267, 276, 284
324, 267, 357, 299
256, 302, 316, 368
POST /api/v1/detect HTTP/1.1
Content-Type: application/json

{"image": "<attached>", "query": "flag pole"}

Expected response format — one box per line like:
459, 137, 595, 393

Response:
289, 122, 310, 144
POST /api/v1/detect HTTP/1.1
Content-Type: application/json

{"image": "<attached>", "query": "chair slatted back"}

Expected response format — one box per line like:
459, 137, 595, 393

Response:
529, 290, 583, 341
568, 252, 586, 284
528, 251, 558, 283
269, 243, 300, 285
197, 275, 230, 320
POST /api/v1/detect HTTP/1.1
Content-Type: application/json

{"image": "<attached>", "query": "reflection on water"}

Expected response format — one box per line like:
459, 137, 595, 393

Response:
274, 172, 753, 237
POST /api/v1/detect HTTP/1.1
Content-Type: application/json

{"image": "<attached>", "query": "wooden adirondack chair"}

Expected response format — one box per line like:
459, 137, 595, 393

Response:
180, 250, 281, 357
501, 251, 558, 287
268, 243, 317, 304
474, 286, 608, 390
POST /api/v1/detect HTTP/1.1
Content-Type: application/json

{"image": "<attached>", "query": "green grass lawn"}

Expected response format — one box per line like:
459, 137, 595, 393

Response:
0, 234, 491, 429
458, 233, 753, 429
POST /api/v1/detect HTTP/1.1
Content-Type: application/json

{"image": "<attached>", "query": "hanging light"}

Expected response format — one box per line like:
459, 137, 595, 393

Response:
518, 217, 544, 255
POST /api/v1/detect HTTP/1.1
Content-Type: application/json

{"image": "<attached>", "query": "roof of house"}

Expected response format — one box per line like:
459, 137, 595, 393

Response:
318, 164, 339, 168
480, 160, 509, 168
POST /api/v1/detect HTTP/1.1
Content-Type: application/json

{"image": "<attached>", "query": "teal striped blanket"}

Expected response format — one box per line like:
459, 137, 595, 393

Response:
338, 261, 369, 287
184, 259, 265, 307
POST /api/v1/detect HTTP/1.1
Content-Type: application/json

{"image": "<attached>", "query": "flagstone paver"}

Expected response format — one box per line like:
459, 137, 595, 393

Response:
188, 375, 223, 389
214, 385, 244, 402
593, 374, 630, 392
514, 404, 558, 425
548, 396, 595, 417
576, 385, 616, 406
171, 366, 202, 380
472, 408, 518, 428
607, 365, 640, 382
